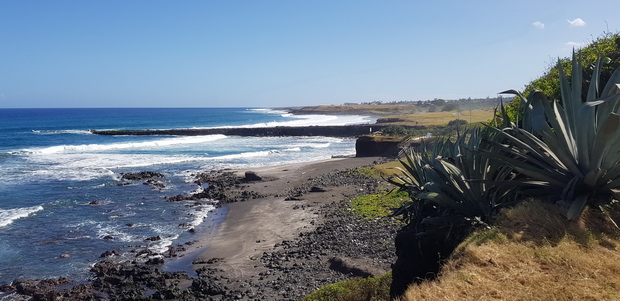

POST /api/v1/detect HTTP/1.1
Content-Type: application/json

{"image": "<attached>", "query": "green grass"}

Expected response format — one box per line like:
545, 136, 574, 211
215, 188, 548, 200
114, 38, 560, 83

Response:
460, 227, 509, 246
351, 190, 410, 219
356, 160, 404, 178
301, 272, 392, 301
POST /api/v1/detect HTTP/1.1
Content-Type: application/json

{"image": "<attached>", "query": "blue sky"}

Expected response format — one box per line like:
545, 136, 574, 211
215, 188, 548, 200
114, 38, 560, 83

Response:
1, 1, 619, 108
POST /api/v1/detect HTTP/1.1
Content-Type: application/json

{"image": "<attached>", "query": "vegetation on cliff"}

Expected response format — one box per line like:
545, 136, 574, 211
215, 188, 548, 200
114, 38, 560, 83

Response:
504, 32, 620, 122
389, 41, 620, 299
304, 35, 620, 300
400, 200, 620, 301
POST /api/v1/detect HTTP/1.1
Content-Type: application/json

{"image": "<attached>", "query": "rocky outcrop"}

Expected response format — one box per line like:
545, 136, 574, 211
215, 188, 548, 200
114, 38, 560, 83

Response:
119, 171, 166, 189
243, 171, 262, 181
167, 170, 265, 203
120, 171, 164, 180
389, 212, 478, 299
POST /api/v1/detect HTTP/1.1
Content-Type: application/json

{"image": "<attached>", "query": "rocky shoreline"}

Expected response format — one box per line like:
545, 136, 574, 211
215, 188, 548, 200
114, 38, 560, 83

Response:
1, 158, 400, 301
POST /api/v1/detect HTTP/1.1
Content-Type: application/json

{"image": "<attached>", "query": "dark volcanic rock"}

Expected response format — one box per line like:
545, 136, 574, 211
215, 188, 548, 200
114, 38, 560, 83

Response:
244, 171, 262, 181
168, 170, 265, 203
120, 171, 165, 181
89, 261, 194, 300
10, 277, 99, 301
309, 186, 327, 192
191, 277, 225, 296
145, 257, 164, 265
145, 235, 161, 241
328, 256, 377, 278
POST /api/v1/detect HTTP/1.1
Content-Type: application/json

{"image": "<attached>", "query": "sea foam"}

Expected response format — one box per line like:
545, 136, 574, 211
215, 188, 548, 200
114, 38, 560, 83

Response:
32, 129, 93, 135
27, 135, 227, 154
0, 205, 44, 228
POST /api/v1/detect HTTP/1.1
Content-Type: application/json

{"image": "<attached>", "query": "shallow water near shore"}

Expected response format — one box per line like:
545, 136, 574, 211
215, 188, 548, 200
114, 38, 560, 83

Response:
0, 108, 372, 285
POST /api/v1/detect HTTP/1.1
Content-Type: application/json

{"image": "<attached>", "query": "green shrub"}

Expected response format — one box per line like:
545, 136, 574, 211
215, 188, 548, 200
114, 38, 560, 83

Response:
301, 272, 391, 301
504, 32, 620, 123
442, 102, 459, 112
381, 125, 410, 136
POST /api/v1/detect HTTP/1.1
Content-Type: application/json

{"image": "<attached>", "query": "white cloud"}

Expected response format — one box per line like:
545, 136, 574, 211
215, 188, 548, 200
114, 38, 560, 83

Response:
532, 21, 545, 29
566, 41, 584, 48
567, 18, 586, 27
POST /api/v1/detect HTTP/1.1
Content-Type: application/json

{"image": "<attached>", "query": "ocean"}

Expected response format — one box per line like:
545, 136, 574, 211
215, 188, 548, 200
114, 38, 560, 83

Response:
0, 108, 372, 286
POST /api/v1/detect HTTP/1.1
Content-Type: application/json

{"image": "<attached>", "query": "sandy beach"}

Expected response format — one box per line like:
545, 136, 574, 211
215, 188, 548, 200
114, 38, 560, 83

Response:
188, 157, 382, 275
175, 155, 398, 300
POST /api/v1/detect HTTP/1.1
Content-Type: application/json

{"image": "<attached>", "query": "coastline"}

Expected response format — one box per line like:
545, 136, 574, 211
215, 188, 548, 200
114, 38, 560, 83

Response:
186, 156, 381, 276
2, 156, 399, 300
180, 156, 397, 299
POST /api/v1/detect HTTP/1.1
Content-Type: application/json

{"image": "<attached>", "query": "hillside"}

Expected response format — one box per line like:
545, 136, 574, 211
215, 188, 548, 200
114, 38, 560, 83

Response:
400, 200, 620, 300
302, 32, 620, 300
284, 97, 501, 119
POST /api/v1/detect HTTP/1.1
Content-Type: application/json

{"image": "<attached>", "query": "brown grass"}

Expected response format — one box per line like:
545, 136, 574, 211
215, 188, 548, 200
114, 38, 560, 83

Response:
378, 109, 494, 126
400, 200, 620, 301
369, 160, 406, 178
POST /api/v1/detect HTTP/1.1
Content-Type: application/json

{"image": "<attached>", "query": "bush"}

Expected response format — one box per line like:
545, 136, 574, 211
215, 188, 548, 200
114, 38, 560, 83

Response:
504, 32, 620, 123
441, 102, 459, 112
301, 272, 392, 301
382, 125, 410, 136
446, 119, 467, 127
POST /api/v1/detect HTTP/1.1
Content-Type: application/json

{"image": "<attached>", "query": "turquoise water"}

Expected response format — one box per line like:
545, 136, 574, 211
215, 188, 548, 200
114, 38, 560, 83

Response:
0, 108, 372, 284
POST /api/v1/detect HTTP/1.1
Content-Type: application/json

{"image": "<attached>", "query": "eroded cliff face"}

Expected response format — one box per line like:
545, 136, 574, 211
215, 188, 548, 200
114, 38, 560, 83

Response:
355, 135, 403, 157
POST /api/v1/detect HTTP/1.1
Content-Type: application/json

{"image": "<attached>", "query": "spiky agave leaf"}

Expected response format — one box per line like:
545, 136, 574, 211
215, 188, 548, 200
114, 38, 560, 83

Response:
390, 127, 519, 222
494, 54, 620, 219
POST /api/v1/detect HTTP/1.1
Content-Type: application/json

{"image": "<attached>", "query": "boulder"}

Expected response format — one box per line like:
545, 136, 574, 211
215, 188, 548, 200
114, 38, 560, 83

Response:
310, 186, 327, 193
244, 171, 262, 181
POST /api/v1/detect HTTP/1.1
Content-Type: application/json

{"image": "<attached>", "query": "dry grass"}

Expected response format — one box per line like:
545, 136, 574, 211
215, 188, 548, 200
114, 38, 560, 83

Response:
400, 200, 620, 301
378, 109, 494, 126
370, 160, 406, 178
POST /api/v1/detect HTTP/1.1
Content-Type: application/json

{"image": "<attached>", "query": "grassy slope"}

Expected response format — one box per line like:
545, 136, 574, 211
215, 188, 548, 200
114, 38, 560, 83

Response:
376, 109, 494, 126
288, 104, 495, 127
401, 200, 620, 301
302, 172, 620, 301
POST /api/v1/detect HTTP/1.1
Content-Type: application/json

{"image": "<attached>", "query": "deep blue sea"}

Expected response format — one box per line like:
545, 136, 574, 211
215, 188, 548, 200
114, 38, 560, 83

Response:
0, 108, 372, 286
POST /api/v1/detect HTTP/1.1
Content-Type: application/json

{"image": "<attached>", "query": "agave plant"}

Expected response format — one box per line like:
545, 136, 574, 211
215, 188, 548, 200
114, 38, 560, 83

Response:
491, 53, 620, 219
389, 127, 518, 222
